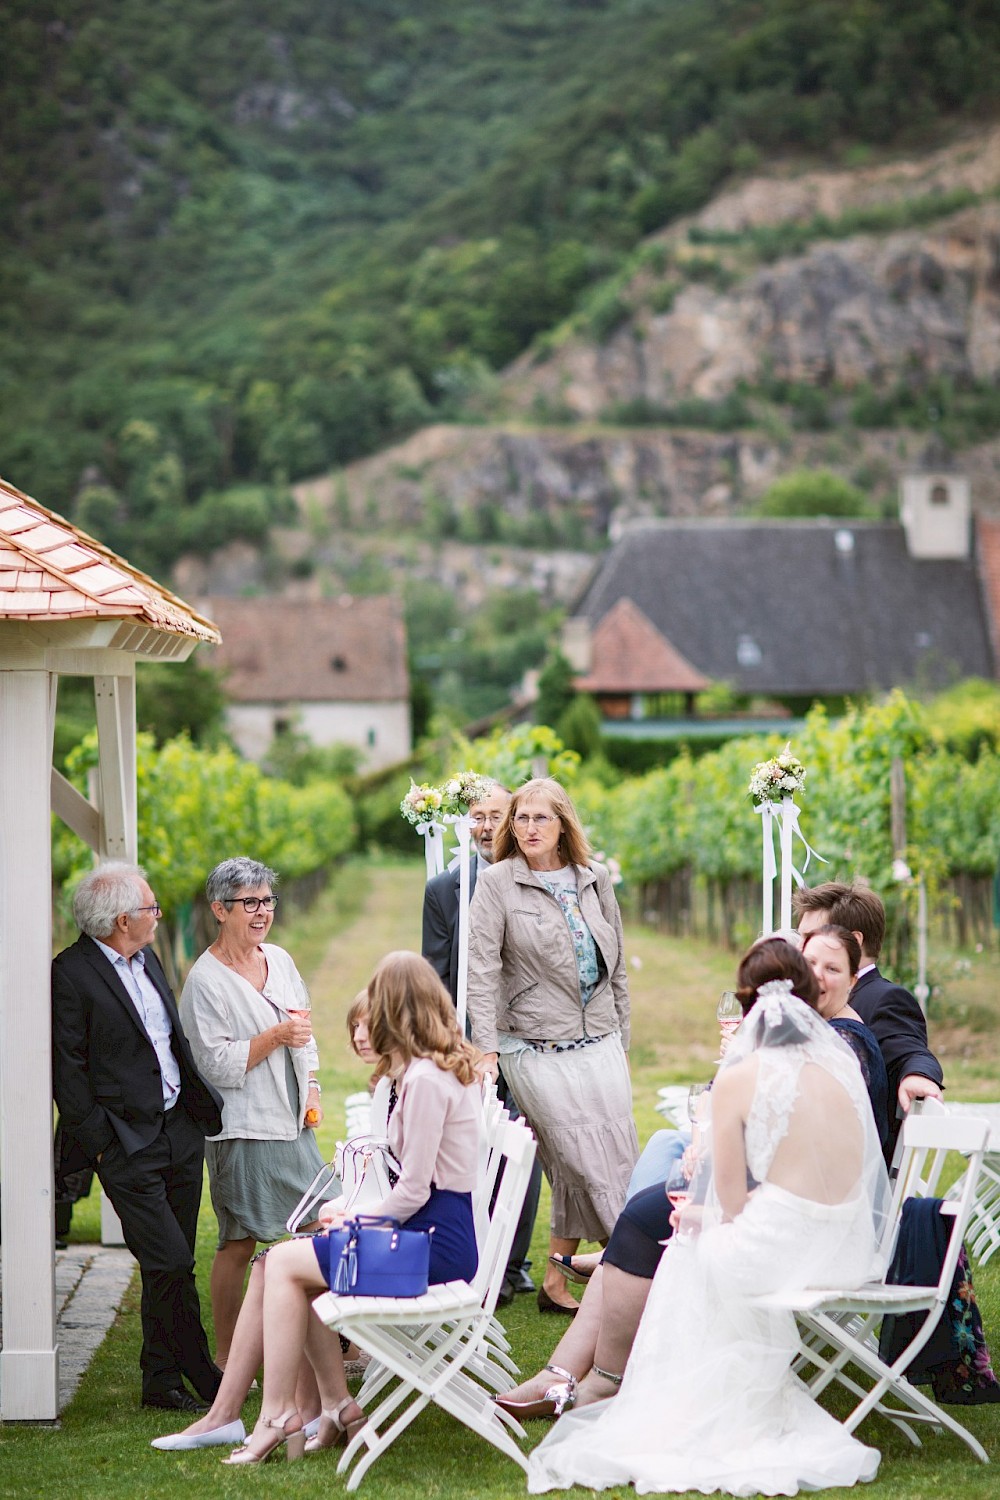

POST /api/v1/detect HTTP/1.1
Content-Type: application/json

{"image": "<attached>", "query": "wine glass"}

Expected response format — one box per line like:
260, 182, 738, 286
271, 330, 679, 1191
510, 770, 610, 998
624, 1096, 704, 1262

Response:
716, 990, 742, 1058
686, 1082, 709, 1123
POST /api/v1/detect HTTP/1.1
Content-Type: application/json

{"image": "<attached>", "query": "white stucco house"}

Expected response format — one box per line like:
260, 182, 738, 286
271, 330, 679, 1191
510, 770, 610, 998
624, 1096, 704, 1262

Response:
203, 594, 411, 771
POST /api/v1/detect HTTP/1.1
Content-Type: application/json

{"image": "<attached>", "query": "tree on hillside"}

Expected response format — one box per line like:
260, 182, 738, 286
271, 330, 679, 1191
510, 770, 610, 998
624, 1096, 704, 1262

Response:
755, 470, 874, 518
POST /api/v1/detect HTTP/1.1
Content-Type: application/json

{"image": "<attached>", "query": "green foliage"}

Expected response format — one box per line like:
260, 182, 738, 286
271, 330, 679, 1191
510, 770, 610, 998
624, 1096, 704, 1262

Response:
923, 679, 1000, 760
53, 732, 355, 940
556, 694, 604, 760
405, 581, 561, 727
4, 0, 1000, 559
755, 469, 874, 518
534, 651, 578, 730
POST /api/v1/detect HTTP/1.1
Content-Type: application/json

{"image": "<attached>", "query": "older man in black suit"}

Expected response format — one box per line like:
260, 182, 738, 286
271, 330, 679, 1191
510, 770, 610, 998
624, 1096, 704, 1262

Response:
422, 781, 542, 1302
794, 880, 943, 1160
52, 862, 224, 1413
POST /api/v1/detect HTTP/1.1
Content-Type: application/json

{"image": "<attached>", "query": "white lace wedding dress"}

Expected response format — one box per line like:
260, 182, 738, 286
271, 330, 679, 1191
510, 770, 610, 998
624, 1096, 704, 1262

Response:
527, 982, 891, 1498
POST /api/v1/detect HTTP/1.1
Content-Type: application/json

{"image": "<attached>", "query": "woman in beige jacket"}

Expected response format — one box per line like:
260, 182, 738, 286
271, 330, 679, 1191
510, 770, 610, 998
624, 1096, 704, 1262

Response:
468, 777, 638, 1314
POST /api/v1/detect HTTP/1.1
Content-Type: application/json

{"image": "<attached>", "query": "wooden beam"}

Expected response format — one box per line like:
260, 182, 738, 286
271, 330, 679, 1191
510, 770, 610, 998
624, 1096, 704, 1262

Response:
0, 669, 59, 1419
94, 675, 137, 861
50, 767, 101, 853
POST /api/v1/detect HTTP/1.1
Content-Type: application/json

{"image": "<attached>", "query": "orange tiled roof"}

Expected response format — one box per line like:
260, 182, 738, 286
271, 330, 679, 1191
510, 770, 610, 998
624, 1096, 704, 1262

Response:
975, 515, 1000, 671
0, 476, 220, 642
575, 597, 709, 695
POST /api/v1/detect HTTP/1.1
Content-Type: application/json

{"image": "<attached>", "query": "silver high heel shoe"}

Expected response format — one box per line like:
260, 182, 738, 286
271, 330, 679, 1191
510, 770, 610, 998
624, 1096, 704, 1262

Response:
221, 1409, 305, 1465
304, 1395, 366, 1453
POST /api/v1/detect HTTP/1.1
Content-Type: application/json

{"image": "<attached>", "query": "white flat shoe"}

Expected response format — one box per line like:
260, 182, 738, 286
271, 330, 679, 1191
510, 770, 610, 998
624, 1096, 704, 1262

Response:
151, 1418, 246, 1451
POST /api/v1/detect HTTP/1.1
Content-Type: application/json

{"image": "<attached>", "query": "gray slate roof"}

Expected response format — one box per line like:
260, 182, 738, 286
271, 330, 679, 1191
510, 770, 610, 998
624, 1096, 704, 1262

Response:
575, 520, 993, 697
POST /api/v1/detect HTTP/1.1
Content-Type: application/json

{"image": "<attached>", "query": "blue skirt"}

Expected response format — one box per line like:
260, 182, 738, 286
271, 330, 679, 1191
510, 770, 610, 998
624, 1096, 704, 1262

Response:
313, 1188, 477, 1290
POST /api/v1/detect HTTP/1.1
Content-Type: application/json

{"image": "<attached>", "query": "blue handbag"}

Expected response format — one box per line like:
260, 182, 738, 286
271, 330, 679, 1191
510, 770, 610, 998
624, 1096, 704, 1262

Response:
329, 1214, 433, 1298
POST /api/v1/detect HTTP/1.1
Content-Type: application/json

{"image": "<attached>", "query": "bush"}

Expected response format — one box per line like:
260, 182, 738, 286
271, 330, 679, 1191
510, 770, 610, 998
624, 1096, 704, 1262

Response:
755, 469, 874, 518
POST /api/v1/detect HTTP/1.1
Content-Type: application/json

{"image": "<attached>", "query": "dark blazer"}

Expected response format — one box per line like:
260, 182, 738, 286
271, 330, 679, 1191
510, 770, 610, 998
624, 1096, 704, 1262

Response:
422, 860, 479, 1006
851, 966, 944, 1105
52, 934, 223, 1163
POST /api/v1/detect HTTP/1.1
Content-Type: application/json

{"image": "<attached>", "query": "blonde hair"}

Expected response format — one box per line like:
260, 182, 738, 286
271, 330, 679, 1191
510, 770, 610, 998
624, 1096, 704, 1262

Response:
493, 777, 592, 867
367, 952, 479, 1086
346, 989, 370, 1058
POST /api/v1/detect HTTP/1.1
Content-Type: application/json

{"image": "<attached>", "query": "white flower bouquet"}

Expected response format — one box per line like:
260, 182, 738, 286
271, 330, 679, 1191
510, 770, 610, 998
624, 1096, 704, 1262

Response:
748, 743, 806, 807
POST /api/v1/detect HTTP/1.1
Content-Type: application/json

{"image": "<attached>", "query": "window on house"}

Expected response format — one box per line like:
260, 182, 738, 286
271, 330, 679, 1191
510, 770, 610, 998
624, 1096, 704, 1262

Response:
331, 655, 347, 672
930, 483, 949, 507
367, 727, 377, 747
274, 716, 291, 737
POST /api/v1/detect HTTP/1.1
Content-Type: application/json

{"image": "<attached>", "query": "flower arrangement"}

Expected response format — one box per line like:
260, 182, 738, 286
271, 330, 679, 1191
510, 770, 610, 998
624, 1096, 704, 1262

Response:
399, 781, 444, 826
748, 744, 806, 807
438, 770, 495, 818
400, 771, 495, 827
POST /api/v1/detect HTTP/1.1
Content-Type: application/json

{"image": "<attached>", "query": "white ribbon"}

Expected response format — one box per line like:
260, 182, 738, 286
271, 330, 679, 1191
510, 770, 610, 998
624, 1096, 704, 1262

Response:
755, 801, 778, 934
416, 820, 447, 880
450, 814, 473, 1037
756, 798, 827, 932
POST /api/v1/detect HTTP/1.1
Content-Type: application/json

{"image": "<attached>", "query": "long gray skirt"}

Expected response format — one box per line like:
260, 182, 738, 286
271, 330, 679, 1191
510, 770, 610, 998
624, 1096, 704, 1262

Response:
501, 1031, 638, 1242
206, 1129, 325, 1247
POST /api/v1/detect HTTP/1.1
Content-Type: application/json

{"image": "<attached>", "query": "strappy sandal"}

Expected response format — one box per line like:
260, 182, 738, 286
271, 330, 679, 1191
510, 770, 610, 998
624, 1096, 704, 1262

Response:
494, 1364, 577, 1420
548, 1253, 594, 1285
221, 1409, 305, 1465
303, 1396, 366, 1453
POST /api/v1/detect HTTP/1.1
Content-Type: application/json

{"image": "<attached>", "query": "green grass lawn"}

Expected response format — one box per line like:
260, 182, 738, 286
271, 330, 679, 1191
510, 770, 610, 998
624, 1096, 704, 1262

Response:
4, 856, 1000, 1497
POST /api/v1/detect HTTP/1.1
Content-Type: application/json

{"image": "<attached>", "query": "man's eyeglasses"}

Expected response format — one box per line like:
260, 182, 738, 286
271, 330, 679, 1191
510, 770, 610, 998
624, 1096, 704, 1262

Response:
133, 903, 162, 917
470, 813, 503, 827
229, 896, 279, 913
513, 813, 555, 829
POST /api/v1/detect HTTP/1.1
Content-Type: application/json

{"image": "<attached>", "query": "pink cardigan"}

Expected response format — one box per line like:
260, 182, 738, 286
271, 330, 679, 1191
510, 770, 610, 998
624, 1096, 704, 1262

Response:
366, 1057, 481, 1222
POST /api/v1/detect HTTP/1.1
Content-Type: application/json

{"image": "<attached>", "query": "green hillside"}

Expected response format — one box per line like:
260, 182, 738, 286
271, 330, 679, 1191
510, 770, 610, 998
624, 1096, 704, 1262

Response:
2, 0, 999, 569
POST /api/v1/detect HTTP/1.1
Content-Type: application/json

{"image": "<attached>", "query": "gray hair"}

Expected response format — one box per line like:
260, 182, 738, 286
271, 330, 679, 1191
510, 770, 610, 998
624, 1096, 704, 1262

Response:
73, 862, 148, 939
206, 857, 279, 905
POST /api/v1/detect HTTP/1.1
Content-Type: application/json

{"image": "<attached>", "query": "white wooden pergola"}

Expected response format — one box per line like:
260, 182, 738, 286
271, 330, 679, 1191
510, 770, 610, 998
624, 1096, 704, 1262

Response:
0, 476, 220, 1420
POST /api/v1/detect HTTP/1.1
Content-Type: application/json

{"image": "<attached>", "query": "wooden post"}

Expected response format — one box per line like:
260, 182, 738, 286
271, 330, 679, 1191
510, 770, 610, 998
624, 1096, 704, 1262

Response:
0, 669, 59, 1419
94, 674, 137, 1247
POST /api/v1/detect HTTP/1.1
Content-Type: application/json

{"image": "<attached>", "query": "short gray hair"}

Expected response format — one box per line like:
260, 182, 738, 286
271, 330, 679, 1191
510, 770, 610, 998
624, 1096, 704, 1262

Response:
206, 857, 279, 905
73, 862, 148, 939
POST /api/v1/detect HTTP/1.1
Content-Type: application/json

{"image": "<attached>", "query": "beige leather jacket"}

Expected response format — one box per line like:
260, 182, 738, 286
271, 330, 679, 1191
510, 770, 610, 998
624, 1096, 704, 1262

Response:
467, 855, 630, 1055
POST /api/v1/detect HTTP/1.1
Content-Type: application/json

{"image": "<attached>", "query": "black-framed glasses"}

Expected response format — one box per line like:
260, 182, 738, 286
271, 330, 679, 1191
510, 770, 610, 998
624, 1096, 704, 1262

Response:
133, 903, 162, 917
229, 896, 279, 913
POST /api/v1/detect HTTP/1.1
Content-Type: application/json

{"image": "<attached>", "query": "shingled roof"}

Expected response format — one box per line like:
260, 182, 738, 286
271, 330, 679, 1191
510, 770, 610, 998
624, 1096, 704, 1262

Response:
574, 519, 994, 697
576, 597, 709, 694
204, 594, 409, 703
0, 476, 220, 642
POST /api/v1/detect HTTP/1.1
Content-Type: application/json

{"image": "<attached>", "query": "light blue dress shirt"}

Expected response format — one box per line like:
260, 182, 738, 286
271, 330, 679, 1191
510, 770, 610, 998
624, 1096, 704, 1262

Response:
94, 938, 181, 1109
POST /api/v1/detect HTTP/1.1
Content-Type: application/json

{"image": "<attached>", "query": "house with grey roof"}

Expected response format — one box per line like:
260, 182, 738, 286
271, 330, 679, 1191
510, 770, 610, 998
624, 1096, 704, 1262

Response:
564, 473, 996, 717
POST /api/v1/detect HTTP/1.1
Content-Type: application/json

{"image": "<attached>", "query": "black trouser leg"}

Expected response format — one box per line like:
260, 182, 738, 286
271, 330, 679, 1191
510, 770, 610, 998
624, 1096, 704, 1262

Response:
97, 1108, 217, 1401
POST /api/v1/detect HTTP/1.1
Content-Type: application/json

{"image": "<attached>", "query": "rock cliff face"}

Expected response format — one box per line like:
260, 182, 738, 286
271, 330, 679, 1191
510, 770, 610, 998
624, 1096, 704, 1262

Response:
269, 133, 1000, 605
512, 208, 1000, 417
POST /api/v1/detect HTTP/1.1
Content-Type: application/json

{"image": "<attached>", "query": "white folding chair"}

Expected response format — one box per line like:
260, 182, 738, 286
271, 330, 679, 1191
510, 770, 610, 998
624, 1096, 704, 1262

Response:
345, 1090, 374, 1137
353, 1078, 520, 1407
944, 1102, 1000, 1267
655, 1084, 692, 1127
763, 1109, 991, 1463
311, 1117, 538, 1489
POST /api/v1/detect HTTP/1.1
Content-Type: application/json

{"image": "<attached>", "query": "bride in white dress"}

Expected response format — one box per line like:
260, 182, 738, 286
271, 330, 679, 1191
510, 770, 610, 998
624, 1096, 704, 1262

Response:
527, 957, 892, 1498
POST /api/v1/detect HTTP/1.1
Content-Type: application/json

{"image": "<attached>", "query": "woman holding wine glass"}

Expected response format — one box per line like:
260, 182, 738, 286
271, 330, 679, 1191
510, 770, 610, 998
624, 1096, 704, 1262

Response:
179, 857, 325, 1366
528, 933, 891, 1495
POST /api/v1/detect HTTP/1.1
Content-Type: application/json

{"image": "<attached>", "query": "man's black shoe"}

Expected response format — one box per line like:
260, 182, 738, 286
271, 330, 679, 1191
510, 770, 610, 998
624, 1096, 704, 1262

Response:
141, 1387, 208, 1413
496, 1277, 515, 1308
506, 1265, 535, 1294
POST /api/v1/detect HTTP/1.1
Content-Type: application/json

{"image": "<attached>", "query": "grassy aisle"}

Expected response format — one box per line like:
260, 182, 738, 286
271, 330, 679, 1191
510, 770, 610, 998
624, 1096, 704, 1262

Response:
3, 857, 998, 1497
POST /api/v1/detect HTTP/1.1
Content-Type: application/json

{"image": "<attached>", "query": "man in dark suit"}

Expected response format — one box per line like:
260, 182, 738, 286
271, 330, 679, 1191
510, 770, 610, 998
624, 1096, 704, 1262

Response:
422, 782, 542, 1302
52, 862, 224, 1413
794, 880, 943, 1159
